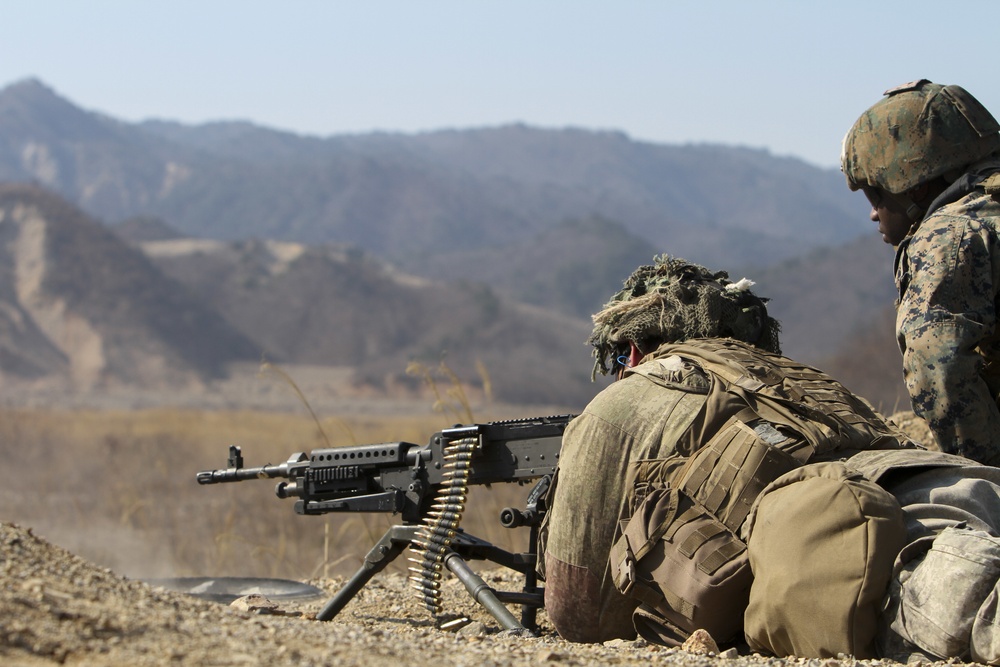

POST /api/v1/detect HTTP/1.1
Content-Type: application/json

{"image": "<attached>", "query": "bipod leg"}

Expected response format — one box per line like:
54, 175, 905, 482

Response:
316, 525, 419, 621
520, 524, 541, 631
443, 552, 533, 636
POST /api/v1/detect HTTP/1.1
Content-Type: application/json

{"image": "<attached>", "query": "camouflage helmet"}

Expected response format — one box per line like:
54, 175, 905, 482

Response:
842, 80, 1000, 195
587, 255, 781, 378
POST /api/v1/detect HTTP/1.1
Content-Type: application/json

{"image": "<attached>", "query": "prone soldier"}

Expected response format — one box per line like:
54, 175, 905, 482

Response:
539, 254, 1000, 664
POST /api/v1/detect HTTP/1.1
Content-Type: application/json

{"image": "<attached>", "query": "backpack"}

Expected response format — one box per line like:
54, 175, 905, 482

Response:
742, 462, 906, 658
610, 415, 799, 645
608, 338, 912, 648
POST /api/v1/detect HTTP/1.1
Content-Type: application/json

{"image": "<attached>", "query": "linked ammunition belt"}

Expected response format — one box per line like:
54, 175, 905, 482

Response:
408, 436, 478, 613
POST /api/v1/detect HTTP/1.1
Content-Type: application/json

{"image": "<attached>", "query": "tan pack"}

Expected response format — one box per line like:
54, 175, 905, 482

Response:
742, 462, 906, 658
609, 338, 913, 648
610, 415, 801, 645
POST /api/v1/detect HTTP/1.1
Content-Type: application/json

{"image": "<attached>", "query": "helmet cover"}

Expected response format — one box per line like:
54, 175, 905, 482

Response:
588, 255, 781, 378
842, 79, 1000, 194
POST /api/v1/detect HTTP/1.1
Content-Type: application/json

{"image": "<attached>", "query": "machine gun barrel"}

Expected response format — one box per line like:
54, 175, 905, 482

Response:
196, 447, 309, 485
195, 415, 572, 519
195, 414, 575, 631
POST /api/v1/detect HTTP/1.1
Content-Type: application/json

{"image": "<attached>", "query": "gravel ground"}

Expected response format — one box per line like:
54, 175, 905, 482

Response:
0, 412, 961, 667
0, 521, 977, 667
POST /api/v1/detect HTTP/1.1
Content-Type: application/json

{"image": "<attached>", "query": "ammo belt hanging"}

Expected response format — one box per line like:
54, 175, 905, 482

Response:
407, 436, 478, 613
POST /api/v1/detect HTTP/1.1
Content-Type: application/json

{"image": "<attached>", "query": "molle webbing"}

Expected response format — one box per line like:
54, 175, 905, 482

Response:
611, 339, 912, 647
611, 487, 747, 623
676, 415, 801, 533
659, 338, 907, 457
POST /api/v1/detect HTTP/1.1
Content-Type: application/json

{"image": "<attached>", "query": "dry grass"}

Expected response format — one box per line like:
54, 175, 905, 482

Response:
0, 406, 543, 582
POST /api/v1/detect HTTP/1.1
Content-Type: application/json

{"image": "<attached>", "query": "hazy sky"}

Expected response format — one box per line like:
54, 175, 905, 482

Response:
3, 1, 998, 168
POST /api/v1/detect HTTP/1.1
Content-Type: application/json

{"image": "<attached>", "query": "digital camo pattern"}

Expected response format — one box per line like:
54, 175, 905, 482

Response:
868, 459, 1000, 662
541, 350, 709, 642
895, 185, 1000, 465
886, 526, 1000, 663
842, 80, 1000, 194
543, 338, 909, 644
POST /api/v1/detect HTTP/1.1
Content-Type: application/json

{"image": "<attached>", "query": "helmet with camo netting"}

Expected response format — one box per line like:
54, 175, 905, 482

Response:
841, 79, 1000, 195
588, 255, 781, 378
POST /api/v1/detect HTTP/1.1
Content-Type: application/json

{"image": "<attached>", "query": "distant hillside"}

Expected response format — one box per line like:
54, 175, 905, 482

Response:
0, 183, 259, 390
139, 235, 598, 406
0, 184, 600, 406
747, 234, 907, 411
0, 78, 912, 412
818, 305, 909, 415
751, 234, 897, 364
0, 78, 872, 278
0, 183, 909, 412
136, 223, 911, 410
407, 215, 660, 319
114, 215, 186, 242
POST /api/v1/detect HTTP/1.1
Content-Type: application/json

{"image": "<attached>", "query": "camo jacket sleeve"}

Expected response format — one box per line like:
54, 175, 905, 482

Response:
895, 192, 1000, 466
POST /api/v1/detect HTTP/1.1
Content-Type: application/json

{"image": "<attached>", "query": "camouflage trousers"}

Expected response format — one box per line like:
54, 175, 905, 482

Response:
880, 526, 1000, 664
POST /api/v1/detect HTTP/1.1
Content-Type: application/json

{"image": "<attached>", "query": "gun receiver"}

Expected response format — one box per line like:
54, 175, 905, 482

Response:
197, 414, 573, 633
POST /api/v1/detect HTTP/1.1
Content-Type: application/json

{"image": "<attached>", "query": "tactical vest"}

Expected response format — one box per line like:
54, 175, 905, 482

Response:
609, 338, 914, 647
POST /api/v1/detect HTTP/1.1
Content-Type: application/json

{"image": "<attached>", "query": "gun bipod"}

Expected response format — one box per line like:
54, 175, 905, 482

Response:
315, 524, 543, 634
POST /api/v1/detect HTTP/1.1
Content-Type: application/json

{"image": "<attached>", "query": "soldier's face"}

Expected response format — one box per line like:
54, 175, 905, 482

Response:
863, 186, 911, 246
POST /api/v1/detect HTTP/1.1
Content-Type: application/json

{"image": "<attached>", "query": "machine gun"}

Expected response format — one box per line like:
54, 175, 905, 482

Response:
196, 414, 573, 633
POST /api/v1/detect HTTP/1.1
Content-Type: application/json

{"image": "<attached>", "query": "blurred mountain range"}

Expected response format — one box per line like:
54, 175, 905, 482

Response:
0, 78, 872, 270
0, 77, 906, 412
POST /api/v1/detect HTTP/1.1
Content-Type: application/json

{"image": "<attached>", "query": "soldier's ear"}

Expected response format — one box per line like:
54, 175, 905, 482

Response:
906, 182, 931, 202
615, 342, 646, 380
906, 178, 948, 207
629, 342, 645, 369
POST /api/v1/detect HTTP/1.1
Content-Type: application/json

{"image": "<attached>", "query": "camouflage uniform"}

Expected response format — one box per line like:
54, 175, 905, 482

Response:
541, 348, 710, 642
842, 80, 1000, 466
540, 256, 779, 643
542, 251, 1000, 657
894, 162, 1000, 465
849, 449, 1000, 663
541, 335, 910, 648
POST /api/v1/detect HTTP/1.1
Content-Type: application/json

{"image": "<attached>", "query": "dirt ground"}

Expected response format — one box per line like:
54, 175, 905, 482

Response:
0, 411, 963, 667
0, 519, 977, 667
0, 521, 699, 667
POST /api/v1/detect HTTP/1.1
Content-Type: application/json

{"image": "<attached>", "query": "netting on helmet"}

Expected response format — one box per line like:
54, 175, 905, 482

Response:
588, 255, 781, 378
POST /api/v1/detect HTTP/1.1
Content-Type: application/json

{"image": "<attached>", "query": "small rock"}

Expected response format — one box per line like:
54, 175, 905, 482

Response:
718, 647, 740, 659
457, 621, 487, 638
496, 627, 537, 639
681, 628, 720, 655
230, 594, 282, 615
602, 638, 631, 648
